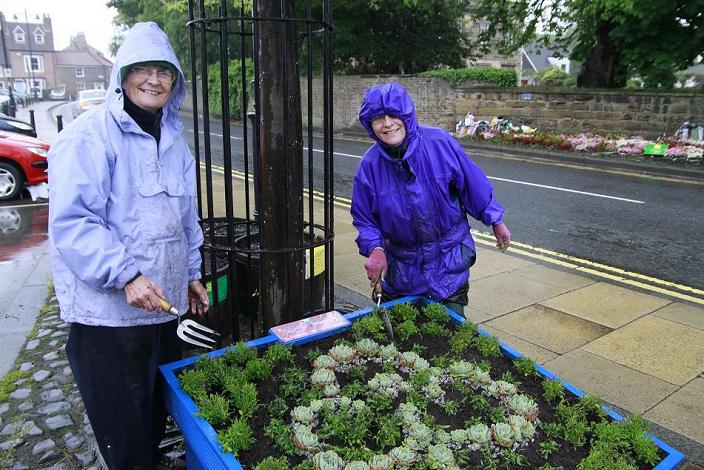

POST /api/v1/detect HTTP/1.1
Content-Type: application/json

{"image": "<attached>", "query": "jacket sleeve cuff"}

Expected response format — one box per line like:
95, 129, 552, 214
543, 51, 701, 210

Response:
188, 269, 202, 282
115, 263, 140, 290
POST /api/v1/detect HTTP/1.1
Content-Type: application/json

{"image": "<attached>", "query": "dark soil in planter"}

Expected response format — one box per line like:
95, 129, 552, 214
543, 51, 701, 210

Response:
182, 301, 664, 469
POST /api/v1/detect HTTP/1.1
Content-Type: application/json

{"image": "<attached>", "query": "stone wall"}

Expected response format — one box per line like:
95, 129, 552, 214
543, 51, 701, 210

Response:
185, 76, 704, 138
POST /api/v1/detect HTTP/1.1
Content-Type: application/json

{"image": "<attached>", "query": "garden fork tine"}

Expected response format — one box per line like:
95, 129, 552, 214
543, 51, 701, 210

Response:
158, 298, 220, 349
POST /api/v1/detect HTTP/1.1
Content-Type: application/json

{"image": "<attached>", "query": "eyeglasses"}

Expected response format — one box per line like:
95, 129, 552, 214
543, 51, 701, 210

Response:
371, 115, 400, 127
130, 66, 175, 84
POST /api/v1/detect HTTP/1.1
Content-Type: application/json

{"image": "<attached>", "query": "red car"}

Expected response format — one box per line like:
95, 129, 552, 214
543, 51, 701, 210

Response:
0, 131, 49, 201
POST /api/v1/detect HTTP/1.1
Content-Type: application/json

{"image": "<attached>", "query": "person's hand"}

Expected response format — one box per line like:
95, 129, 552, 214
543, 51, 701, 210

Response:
124, 275, 166, 312
364, 247, 387, 281
493, 222, 511, 252
188, 280, 209, 315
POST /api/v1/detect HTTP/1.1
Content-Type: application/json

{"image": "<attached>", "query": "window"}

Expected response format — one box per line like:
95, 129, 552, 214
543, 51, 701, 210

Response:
33, 28, 45, 44
479, 22, 490, 32
4, 69, 11, 78
23, 55, 44, 73
0, 69, 4, 78
76, 67, 85, 78
13, 27, 25, 43
456, 20, 464, 31
76, 83, 86, 91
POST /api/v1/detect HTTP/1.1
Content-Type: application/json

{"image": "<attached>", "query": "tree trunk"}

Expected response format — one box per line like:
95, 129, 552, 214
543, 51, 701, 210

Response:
257, 0, 305, 328
577, 20, 626, 88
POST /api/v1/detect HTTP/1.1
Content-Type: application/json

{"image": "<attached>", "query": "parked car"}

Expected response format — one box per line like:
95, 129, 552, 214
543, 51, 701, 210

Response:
0, 131, 49, 201
0, 114, 36, 137
50, 86, 67, 101
0, 205, 48, 263
72, 89, 107, 118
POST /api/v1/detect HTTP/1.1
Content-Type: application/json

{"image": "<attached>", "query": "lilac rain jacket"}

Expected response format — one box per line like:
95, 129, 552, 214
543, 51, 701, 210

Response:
351, 83, 504, 301
48, 22, 202, 326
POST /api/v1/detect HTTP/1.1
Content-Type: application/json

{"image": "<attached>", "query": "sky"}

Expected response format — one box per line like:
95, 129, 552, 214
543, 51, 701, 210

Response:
0, 0, 118, 60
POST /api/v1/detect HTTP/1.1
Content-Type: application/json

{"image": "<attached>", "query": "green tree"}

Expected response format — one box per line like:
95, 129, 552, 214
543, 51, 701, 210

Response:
469, 0, 704, 88
328, 0, 471, 74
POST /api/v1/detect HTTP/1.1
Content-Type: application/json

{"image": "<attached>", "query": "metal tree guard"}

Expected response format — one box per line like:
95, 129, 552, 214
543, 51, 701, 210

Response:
186, 0, 334, 344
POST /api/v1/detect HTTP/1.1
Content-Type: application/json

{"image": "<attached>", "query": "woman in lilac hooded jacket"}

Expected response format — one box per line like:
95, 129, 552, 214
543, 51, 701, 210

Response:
49, 23, 208, 468
351, 83, 511, 313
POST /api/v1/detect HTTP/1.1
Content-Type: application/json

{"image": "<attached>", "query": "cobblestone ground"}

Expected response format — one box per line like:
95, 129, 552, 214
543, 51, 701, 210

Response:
0, 291, 100, 469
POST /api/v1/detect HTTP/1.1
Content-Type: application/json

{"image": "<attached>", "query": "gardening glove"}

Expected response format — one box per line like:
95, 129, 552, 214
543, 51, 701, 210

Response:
124, 274, 166, 312
493, 222, 511, 252
188, 280, 210, 315
364, 247, 387, 282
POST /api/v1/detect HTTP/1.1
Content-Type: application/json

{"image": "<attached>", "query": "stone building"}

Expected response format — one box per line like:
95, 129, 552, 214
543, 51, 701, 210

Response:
54, 33, 112, 99
0, 12, 56, 98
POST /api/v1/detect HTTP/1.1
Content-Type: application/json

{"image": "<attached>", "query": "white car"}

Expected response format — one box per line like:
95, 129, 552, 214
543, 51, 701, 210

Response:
72, 89, 107, 118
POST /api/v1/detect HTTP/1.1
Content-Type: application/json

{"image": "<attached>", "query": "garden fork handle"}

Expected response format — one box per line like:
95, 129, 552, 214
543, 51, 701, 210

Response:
158, 297, 180, 317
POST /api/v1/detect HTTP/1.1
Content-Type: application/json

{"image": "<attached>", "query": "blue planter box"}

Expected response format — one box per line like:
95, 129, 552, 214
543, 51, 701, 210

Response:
160, 296, 685, 470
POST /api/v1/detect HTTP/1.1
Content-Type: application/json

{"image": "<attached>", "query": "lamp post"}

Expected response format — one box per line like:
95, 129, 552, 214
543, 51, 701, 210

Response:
24, 10, 36, 103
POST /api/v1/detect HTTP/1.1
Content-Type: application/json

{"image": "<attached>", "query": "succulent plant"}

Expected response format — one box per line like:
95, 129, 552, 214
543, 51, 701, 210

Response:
407, 422, 434, 446
507, 394, 539, 420
449, 429, 469, 445
291, 405, 315, 424
399, 351, 422, 368
428, 366, 444, 378
414, 357, 430, 370
389, 446, 417, 466
355, 338, 380, 357
492, 422, 518, 448
369, 454, 394, 470
293, 427, 320, 451
466, 423, 491, 445
323, 382, 341, 398
378, 344, 399, 360
508, 414, 536, 440
423, 383, 444, 400
368, 372, 403, 394
448, 360, 476, 379
396, 402, 420, 425
426, 443, 455, 469
435, 429, 451, 444
312, 450, 344, 470
311, 368, 337, 387
338, 396, 352, 409
402, 437, 422, 451
344, 461, 370, 470
313, 354, 338, 369
351, 399, 367, 413
473, 368, 492, 384
309, 399, 326, 413
328, 344, 357, 363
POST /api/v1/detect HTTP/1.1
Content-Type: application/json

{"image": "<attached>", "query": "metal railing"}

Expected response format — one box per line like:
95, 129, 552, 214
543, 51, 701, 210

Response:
187, 0, 334, 344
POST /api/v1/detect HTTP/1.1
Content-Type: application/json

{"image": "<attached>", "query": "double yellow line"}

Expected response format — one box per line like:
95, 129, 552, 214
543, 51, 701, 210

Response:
202, 162, 703, 305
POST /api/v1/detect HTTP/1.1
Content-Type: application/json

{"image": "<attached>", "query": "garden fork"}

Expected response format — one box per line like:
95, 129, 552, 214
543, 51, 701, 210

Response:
159, 298, 220, 349
371, 273, 395, 342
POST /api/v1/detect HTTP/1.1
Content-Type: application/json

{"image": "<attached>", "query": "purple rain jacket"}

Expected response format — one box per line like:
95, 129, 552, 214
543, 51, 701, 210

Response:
351, 83, 505, 301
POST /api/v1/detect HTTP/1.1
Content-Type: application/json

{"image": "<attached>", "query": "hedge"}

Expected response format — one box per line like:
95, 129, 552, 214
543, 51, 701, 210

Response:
419, 67, 517, 87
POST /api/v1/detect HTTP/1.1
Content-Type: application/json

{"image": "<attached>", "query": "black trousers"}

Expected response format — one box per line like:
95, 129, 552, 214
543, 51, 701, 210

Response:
65, 321, 181, 470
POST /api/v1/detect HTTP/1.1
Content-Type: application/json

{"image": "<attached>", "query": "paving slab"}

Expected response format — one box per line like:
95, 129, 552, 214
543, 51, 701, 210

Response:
583, 315, 704, 386
479, 325, 559, 365
469, 271, 571, 318
543, 349, 678, 414
540, 282, 671, 328
645, 378, 704, 444
485, 304, 611, 354
652, 302, 704, 331
464, 306, 494, 324
511, 263, 596, 290
469, 248, 534, 280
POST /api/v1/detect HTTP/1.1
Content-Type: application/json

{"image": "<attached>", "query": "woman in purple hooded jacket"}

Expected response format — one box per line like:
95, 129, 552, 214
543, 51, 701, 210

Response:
351, 83, 511, 313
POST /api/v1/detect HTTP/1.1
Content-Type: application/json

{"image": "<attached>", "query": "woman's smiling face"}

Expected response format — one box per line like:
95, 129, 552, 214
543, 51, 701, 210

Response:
123, 64, 174, 113
371, 115, 406, 148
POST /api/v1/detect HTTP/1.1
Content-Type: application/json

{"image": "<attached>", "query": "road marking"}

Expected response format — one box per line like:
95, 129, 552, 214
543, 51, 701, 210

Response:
472, 230, 704, 304
488, 176, 645, 204
200, 162, 700, 304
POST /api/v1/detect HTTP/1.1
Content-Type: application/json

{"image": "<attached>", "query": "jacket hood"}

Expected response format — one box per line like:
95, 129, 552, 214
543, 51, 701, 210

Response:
359, 82, 419, 148
107, 22, 185, 119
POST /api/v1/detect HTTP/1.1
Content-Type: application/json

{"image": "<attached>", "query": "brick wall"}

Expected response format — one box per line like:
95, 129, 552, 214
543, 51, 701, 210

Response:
185, 76, 704, 138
